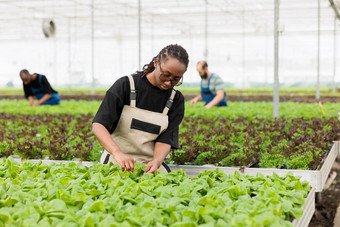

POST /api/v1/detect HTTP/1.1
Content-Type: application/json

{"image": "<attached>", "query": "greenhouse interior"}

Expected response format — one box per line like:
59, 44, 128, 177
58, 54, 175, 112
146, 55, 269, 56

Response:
0, 0, 339, 226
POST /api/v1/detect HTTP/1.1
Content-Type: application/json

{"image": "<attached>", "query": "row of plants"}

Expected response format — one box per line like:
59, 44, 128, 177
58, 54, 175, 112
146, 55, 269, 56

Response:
184, 102, 340, 119
0, 88, 108, 96
184, 95, 340, 103
0, 95, 104, 101
0, 158, 310, 226
0, 113, 101, 161
0, 100, 100, 115
1, 99, 339, 118
171, 116, 339, 170
177, 86, 340, 92
1, 94, 339, 102
1, 87, 339, 96
1, 113, 338, 169
179, 90, 340, 97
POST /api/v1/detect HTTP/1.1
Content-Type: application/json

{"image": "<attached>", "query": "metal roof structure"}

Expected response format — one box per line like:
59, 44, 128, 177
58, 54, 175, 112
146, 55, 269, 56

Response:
0, 0, 339, 88
0, 0, 338, 40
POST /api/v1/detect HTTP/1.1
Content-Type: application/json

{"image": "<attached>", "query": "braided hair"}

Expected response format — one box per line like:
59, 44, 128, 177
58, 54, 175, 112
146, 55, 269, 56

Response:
138, 44, 189, 77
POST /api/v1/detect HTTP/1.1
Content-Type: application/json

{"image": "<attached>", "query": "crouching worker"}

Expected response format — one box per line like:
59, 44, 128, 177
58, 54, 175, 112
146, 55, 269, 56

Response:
20, 69, 60, 106
92, 44, 188, 174
190, 61, 227, 108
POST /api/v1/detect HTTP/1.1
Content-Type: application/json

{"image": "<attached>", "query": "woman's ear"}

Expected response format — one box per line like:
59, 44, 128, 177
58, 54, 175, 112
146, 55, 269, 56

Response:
153, 58, 158, 68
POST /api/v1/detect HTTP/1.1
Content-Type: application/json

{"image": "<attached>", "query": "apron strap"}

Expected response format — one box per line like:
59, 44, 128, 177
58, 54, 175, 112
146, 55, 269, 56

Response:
128, 75, 136, 107
162, 88, 176, 115
103, 153, 111, 164
37, 74, 43, 86
162, 162, 172, 173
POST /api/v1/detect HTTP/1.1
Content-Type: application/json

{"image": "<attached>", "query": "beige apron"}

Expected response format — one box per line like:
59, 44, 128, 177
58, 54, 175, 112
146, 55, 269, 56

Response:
100, 75, 176, 173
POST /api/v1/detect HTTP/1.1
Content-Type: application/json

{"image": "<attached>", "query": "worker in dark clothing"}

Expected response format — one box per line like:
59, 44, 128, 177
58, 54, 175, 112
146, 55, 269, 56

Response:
19, 69, 60, 106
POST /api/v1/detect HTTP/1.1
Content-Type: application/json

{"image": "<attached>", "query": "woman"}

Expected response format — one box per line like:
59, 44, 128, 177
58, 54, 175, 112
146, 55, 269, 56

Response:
92, 44, 189, 174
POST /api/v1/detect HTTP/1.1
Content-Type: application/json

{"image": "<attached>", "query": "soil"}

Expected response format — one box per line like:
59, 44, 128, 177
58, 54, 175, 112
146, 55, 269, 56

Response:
309, 157, 340, 227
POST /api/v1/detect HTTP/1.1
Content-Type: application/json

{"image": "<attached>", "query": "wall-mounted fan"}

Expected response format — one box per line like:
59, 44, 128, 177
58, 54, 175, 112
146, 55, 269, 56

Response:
42, 19, 56, 38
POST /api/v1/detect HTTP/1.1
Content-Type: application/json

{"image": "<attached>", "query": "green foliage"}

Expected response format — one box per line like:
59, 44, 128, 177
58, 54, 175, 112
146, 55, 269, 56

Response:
0, 141, 10, 157
2, 86, 340, 96
178, 86, 340, 96
193, 151, 215, 165
0, 158, 310, 226
173, 116, 339, 169
185, 102, 340, 119
286, 153, 314, 170
258, 153, 286, 169
0, 112, 338, 169
0, 113, 101, 161
1, 99, 339, 119
0, 98, 338, 169
0, 100, 100, 115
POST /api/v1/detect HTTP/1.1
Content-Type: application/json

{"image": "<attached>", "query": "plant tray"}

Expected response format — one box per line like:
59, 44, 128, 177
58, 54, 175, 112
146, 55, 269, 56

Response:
5, 157, 316, 227
10, 142, 339, 192
168, 141, 340, 192
292, 187, 315, 227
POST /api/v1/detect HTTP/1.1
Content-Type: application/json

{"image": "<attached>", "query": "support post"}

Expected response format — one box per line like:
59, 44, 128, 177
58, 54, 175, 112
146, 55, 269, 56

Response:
204, 0, 208, 61
91, 0, 95, 95
138, 0, 141, 69
332, 16, 337, 93
316, 0, 321, 99
242, 9, 246, 89
273, 0, 280, 118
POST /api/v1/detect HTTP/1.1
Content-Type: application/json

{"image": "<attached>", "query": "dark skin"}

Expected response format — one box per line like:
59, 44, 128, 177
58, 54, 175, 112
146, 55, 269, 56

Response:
20, 73, 52, 106
92, 57, 187, 174
147, 57, 186, 90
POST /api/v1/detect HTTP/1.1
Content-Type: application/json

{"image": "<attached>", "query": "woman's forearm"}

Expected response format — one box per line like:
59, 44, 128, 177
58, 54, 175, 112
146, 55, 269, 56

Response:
93, 122, 135, 171
92, 122, 122, 156
153, 142, 171, 165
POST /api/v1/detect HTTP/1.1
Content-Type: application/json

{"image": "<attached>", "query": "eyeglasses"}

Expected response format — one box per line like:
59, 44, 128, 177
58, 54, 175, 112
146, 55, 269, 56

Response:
159, 62, 183, 86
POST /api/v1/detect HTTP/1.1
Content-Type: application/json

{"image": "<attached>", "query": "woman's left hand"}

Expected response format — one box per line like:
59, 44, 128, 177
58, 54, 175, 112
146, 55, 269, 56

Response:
146, 142, 171, 174
145, 160, 161, 174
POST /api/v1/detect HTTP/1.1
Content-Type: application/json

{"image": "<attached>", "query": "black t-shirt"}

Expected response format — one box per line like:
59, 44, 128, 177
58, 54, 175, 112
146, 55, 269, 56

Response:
23, 74, 57, 98
93, 72, 185, 149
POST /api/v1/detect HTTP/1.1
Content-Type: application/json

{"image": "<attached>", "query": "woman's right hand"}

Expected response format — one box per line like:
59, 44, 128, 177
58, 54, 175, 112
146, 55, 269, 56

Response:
92, 123, 135, 172
114, 152, 134, 172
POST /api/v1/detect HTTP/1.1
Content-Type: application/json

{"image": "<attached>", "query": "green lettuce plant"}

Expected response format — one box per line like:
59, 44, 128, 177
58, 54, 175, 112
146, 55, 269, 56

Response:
0, 158, 310, 226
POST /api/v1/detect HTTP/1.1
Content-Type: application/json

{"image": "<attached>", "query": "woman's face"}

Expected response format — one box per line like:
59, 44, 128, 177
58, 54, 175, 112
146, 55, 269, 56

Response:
154, 57, 187, 90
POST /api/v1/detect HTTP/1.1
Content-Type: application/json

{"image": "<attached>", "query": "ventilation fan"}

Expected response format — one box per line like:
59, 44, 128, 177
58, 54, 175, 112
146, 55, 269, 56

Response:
42, 19, 56, 38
